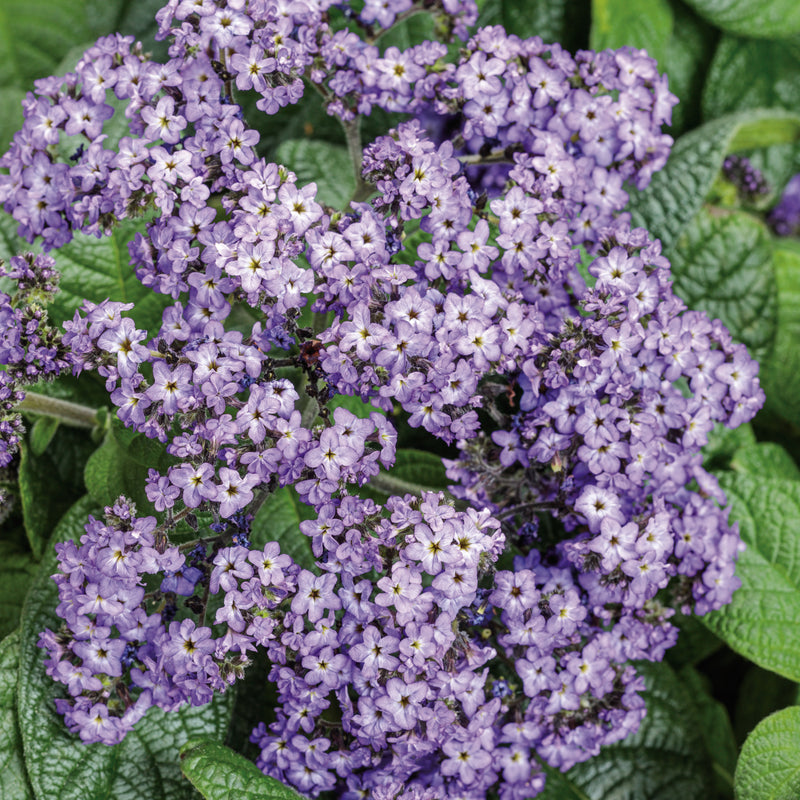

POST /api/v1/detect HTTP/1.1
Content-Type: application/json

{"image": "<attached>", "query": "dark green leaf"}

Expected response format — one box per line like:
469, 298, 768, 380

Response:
683, 0, 800, 39
734, 664, 799, 746
84, 417, 173, 511
0, 86, 25, 155
731, 443, 800, 481
666, 612, 723, 667
274, 139, 355, 209
703, 35, 800, 119
327, 393, 384, 419
660, 1, 719, 136
0, 538, 38, 641
591, 0, 674, 65
628, 109, 800, 250
759, 243, 800, 426
703, 473, 800, 681
669, 209, 776, 358
180, 739, 304, 800
678, 666, 737, 796
49, 220, 171, 334
703, 421, 755, 467
0, 630, 34, 800
251, 487, 317, 570
17, 495, 233, 800
28, 416, 60, 456
735, 706, 800, 800
538, 661, 713, 799
503, 0, 590, 51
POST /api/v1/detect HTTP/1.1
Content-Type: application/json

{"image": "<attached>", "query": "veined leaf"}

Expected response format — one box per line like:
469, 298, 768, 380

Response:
735, 706, 800, 800
731, 443, 800, 481
0, 630, 34, 800
683, 0, 800, 39
275, 139, 355, 209
0, 539, 38, 641
668, 208, 777, 358
251, 487, 317, 570
180, 740, 304, 800
17, 496, 234, 800
703, 473, 800, 680
591, 0, 673, 65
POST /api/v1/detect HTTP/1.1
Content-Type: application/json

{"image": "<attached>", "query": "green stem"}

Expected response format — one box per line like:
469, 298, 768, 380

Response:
344, 116, 373, 205
16, 391, 100, 429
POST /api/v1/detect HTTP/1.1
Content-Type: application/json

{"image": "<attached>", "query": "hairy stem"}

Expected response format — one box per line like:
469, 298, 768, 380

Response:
16, 391, 101, 429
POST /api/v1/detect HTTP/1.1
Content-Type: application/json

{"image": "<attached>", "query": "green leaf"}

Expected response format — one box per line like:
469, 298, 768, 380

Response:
659, 1, 719, 136
590, 0, 674, 65
735, 706, 800, 800
359, 449, 450, 503
678, 666, 737, 796
759, 244, 800, 427
180, 739, 304, 800
0, 539, 38, 641
683, 0, 800, 39
17, 495, 233, 800
0, 86, 25, 155
49, 220, 171, 334
28, 416, 60, 456
502, 0, 590, 51
0, 630, 34, 800
703, 421, 755, 467
703, 35, 800, 119
538, 661, 713, 799
734, 664, 799, 746
327, 393, 383, 419
274, 139, 355, 209
84, 417, 173, 511
251, 487, 317, 570
731, 443, 800, 481
666, 613, 723, 667
18, 438, 78, 559
628, 109, 800, 250
668, 209, 777, 358
703, 473, 800, 681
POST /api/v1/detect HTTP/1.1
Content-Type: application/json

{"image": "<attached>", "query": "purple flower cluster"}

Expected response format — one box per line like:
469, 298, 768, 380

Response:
722, 155, 769, 205
0, 0, 767, 797
769, 172, 800, 236
40, 496, 298, 744
0, 253, 67, 472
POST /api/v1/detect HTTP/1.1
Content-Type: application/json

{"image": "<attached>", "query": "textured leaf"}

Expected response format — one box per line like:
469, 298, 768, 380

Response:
0, 630, 34, 800
180, 740, 304, 800
735, 706, 800, 800
502, 0, 590, 51
0, 540, 38, 640
274, 139, 355, 209
84, 417, 173, 511
703, 473, 800, 680
251, 487, 317, 570
628, 109, 800, 250
659, 1, 719, 136
17, 495, 233, 800
0, 86, 25, 155
538, 661, 712, 799
666, 613, 722, 667
683, 0, 800, 39
591, 0, 674, 65
29, 416, 60, 456
49, 220, 171, 334
703, 35, 800, 119
759, 243, 800, 426
678, 666, 737, 796
669, 209, 777, 358
703, 421, 755, 466
327, 393, 383, 419
731, 443, 800, 481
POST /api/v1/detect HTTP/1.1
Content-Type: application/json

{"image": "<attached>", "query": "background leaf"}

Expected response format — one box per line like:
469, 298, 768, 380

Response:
0, 630, 34, 800
730, 443, 800, 480
501, 0, 591, 50
735, 706, 800, 800
359, 449, 450, 503
682, 0, 800, 39
590, 0, 674, 64
180, 740, 303, 800
17, 495, 234, 800
668, 208, 777, 358
274, 139, 355, 209
628, 109, 800, 250
0, 537, 38, 641
702, 35, 800, 119
702, 474, 800, 681
251, 487, 317, 570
